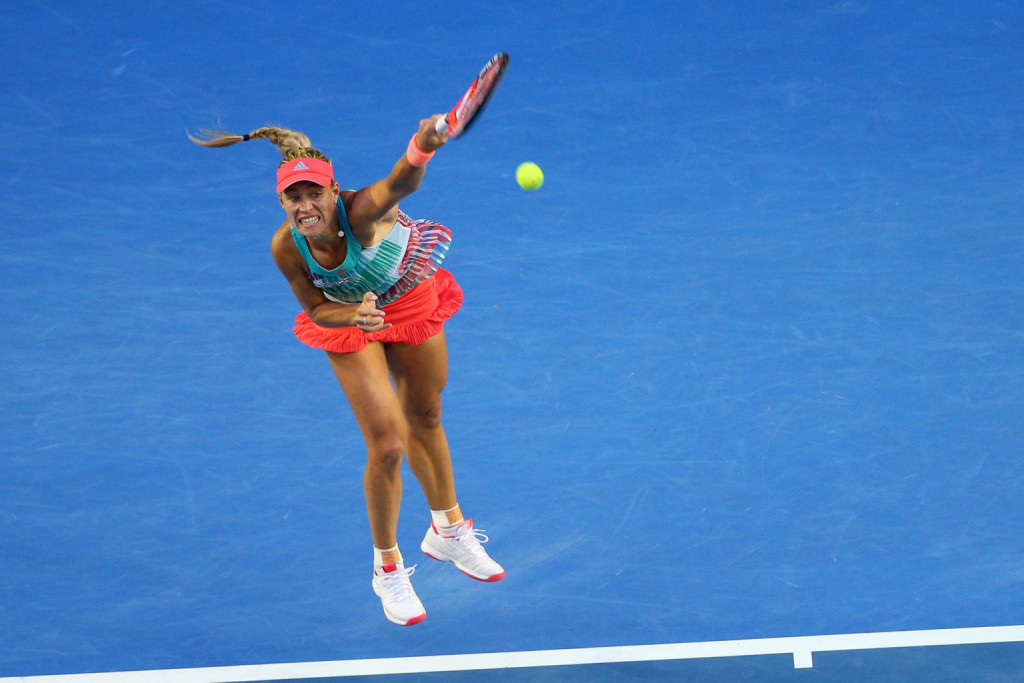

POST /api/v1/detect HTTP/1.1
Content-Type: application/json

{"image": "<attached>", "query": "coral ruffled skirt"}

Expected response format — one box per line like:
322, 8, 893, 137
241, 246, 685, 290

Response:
292, 268, 463, 354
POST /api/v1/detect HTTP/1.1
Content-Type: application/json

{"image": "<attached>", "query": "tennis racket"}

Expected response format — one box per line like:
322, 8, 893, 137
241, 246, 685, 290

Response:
434, 52, 509, 138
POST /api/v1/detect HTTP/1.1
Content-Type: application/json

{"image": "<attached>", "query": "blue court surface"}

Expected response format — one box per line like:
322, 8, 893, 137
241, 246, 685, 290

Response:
2, 1, 1023, 681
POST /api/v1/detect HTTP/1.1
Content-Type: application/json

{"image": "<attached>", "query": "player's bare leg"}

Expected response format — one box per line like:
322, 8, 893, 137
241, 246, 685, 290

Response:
326, 345, 426, 625
387, 331, 505, 582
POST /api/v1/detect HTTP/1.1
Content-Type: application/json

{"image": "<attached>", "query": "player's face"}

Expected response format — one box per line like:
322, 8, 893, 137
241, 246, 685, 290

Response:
279, 181, 340, 237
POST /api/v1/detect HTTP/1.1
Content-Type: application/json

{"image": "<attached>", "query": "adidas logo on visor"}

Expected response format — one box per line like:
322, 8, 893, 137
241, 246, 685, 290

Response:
293, 161, 308, 170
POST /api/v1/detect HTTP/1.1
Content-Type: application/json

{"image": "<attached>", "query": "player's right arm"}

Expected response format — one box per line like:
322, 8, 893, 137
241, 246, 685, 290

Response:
270, 222, 385, 328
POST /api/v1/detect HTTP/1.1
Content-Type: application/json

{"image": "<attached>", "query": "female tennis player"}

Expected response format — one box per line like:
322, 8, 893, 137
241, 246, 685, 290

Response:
190, 115, 504, 627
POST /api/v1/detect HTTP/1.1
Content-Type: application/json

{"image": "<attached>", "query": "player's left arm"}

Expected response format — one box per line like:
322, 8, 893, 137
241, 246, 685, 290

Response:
347, 115, 449, 244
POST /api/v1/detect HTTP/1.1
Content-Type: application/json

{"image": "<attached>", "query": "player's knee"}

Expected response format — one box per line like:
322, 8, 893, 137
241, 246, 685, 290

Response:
366, 437, 406, 471
406, 401, 443, 431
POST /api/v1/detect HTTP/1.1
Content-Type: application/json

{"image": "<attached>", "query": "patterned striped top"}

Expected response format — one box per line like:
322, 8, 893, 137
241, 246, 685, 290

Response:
289, 197, 452, 306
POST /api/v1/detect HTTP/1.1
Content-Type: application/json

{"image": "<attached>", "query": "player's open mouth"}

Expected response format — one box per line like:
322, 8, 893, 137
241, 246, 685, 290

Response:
299, 216, 320, 226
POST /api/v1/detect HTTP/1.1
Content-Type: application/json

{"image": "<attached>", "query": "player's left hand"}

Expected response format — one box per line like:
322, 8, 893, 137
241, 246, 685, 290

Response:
417, 115, 449, 153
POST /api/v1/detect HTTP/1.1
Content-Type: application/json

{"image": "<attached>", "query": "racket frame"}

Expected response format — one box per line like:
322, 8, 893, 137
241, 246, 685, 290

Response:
434, 52, 509, 137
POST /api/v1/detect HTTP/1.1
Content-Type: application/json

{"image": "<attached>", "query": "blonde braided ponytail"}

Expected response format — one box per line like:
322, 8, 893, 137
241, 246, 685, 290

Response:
188, 126, 332, 166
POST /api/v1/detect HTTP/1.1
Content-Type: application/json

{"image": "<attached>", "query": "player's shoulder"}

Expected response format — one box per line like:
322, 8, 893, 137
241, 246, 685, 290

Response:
270, 219, 299, 263
271, 219, 293, 246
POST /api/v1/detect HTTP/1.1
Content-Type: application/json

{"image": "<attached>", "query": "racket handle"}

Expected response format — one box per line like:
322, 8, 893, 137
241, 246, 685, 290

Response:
434, 116, 450, 135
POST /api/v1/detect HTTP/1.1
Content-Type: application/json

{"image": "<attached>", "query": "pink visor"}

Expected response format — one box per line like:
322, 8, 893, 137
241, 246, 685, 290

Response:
276, 157, 335, 193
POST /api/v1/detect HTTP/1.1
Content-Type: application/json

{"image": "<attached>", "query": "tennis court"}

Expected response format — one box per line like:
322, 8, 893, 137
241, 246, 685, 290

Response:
2, 1, 1023, 680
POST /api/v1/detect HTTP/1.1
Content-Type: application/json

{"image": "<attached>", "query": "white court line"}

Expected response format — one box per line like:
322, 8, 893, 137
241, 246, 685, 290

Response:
3, 625, 1023, 682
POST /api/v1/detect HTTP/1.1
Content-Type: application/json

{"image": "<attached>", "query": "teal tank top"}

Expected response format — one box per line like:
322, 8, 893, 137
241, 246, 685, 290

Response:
289, 197, 452, 305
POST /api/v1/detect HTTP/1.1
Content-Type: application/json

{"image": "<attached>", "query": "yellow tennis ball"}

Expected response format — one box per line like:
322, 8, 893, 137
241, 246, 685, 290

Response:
516, 162, 544, 191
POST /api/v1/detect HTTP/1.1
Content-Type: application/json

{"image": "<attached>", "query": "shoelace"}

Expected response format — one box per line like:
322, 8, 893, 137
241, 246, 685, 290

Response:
449, 526, 491, 557
379, 565, 417, 601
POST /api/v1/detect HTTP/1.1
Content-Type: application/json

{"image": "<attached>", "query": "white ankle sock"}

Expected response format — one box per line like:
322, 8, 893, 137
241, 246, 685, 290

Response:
431, 505, 463, 530
374, 545, 402, 568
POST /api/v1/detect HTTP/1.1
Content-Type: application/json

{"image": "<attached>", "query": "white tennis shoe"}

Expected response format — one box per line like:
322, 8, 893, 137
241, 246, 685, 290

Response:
372, 563, 426, 626
421, 519, 506, 582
